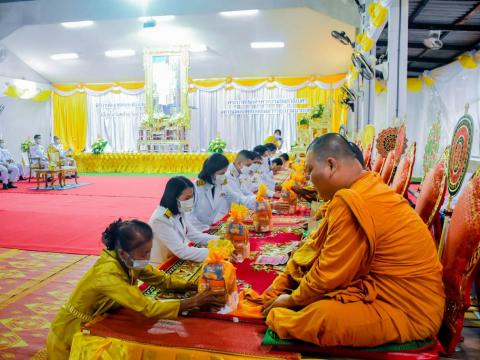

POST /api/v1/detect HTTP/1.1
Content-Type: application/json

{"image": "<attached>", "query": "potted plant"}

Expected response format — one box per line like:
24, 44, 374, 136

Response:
208, 137, 227, 154
91, 138, 108, 154
21, 138, 34, 153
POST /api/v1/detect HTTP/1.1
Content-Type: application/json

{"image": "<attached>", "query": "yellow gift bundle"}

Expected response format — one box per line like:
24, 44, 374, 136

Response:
226, 203, 250, 263
253, 184, 273, 233
198, 240, 238, 313
280, 179, 298, 215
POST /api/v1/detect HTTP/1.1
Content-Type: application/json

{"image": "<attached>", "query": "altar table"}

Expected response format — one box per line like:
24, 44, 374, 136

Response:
73, 152, 236, 174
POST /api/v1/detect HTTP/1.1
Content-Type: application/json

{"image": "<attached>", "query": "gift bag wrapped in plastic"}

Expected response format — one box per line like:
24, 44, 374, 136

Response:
198, 240, 238, 314
279, 179, 298, 215
253, 184, 273, 233
225, 203, 250, 263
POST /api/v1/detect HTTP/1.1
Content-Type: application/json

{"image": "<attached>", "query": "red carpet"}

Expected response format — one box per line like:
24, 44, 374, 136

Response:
0, 176, 171, 255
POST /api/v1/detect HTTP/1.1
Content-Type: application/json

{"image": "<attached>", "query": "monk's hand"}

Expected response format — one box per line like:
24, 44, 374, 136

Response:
262, 294, 296, 317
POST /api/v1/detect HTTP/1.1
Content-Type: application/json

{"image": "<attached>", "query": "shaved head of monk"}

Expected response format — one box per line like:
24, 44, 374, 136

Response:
306, 133, 364, 201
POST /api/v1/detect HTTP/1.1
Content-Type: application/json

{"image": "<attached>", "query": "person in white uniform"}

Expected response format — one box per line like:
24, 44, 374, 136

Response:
253, 144, 277, 193
149, 176, 218, 266
29, 134, 49, 168
226, 150, 257, 198
0, 139, 25, 181
189, 153, 259, 231
0, 139, 22, 185
52, 136, 76, 167
240, 151, 263, 194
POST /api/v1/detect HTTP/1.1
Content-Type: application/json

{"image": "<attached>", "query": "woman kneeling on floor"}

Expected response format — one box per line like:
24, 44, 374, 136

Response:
47, 219, 225, 359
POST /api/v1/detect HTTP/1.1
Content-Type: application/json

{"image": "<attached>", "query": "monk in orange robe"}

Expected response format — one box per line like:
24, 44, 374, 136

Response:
263, 133, 445, 347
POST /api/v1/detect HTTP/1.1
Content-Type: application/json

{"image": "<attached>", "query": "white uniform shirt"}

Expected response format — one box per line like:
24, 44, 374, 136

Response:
52, 143, 67, 157
260, 158, 276, 192
29, 144, 47, 161
189, 178, 253, 231
0, 148, 13, 163
225, 163, 258, 207
149, 206, 217, 265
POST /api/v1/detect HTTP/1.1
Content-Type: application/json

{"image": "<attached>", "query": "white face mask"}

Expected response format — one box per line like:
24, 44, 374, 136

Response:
250, 163, 260, 173
0, 143, 4, 149
178, 197, 194, 213
214, 174, 226, 186
240, 165, 250, 175
121, 251, 149, 270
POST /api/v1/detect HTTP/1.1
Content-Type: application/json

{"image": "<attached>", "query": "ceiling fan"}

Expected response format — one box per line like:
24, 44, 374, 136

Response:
352, 50, 375, 80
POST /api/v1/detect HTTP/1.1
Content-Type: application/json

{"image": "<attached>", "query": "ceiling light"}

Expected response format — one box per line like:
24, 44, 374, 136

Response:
105, 49, 136, 58
50, 53, 79, 60
61, 21, 94, 29
189, 44, 207, 52
219, 9, 259, 17
139, 15, 175, 22
250, 42, 284, 49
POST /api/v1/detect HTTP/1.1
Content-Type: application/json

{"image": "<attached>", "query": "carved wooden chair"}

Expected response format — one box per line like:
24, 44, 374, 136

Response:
391, 143, 416, 198
372, 154, 385, 173
380, 151, 395, 184
415, 156, 447, 246
437, 170, 480, 356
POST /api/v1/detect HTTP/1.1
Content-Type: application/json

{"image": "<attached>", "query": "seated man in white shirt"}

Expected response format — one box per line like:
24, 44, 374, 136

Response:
29, 134, 49, 169
226, 150, 257, 196
253, 144, 279, 193
0, 139, 24, 181
52, 136, 76, 167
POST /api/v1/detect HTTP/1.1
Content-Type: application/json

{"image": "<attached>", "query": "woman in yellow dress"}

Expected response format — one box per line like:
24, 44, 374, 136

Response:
47, 219, 225, 359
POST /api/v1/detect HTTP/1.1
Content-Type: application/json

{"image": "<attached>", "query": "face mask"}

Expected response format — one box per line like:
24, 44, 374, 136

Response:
214, 174, 226, 186
178, 197, 194, 213
250, 163, 260, 173
120, 251, 149, 270
240, 166, 250, 175
275, 135, 281, 140
0, 143, 4, 149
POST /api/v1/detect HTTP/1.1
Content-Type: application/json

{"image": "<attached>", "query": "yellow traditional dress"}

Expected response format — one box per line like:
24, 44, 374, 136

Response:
47, 249, 187, 359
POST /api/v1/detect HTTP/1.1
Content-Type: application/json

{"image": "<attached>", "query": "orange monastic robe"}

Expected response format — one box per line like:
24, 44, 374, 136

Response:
266, 171, 445, 347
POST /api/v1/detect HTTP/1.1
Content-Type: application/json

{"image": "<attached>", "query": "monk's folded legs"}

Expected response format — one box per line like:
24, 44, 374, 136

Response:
266, 299, 416, 347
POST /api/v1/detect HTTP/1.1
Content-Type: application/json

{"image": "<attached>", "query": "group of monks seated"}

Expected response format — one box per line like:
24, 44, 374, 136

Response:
46, 132, 479, 359
0, 138, 25, 190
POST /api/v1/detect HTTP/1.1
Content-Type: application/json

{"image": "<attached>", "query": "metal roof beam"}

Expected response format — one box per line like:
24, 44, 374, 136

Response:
377, 40, 468, 51
407, 56, 451, 64
409, 23, 480, 31
409, 0, 431, 23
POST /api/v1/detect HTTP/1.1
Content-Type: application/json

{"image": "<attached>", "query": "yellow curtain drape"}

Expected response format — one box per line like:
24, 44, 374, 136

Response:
295, 87, 347, 134
53, 92, 88, 154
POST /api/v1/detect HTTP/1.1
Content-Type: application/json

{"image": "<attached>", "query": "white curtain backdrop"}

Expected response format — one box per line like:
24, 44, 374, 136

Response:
189, 87, 302, 152
87, 92, 145, 152
374, 59, 480, 178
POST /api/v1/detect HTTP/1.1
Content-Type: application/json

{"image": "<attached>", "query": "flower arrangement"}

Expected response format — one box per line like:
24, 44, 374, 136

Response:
91, 138, 108, 154
21, 138, 34, 153
310, 104, 325, 119
208, 137, 227, 154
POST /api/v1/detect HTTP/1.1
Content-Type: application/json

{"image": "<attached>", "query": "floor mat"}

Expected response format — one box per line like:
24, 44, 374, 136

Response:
0, 249, 97, 359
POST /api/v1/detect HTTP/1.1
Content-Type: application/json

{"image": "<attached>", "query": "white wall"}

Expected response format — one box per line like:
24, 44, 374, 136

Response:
0, 96, 52, 161
0, 42, 48, 83
0, 44, 52, 161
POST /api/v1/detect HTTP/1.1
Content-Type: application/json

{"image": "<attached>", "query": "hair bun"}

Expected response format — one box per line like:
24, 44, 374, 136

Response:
101, 218, 123, 250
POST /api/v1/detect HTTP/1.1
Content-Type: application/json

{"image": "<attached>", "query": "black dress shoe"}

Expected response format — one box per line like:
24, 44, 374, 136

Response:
3, 184, 8, 190
19, 176, 26, 181
7, 183, 17, 189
